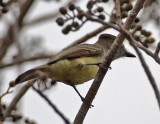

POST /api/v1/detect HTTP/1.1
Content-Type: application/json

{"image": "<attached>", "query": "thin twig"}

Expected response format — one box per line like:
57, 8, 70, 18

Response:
0, 86, 12, 100
115, 0, 122, 25
23, 0, 79, 27
0, 54, 53, 69
154, 42, 160, 57
118, 24, 160, 110
2, 80, 36, 121
0, 0, 34, 62
0, 86, 12, 120
66, 25, 109, 48
73, 0, 145, 123
32, 86, 70, 124
135, 42, 160, 64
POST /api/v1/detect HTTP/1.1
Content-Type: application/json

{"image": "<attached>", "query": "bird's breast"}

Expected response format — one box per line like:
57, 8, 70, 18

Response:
47, 56, 103, 85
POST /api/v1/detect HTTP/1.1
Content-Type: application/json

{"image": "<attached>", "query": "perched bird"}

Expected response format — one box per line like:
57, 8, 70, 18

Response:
15, 34, 135, 100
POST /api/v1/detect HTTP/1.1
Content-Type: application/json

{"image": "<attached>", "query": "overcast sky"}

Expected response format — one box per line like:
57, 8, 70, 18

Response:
2, 1, 160, 124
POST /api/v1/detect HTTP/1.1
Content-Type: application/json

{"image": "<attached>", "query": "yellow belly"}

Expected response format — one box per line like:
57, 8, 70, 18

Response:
47, 56, 102, 85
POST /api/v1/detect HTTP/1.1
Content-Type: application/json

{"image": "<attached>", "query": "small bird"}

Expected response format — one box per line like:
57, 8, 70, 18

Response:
15, 34, 135, 100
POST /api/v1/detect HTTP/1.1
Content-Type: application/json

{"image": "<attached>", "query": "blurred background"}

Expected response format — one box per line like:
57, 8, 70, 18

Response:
0, 0, 160, 124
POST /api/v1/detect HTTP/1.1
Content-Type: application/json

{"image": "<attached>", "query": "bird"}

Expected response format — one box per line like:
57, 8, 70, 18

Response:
15, 33, 135, 100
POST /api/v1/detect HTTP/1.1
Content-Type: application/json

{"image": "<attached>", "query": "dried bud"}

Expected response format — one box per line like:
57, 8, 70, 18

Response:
77, 12, 84, 20
87, 1, 94, 10
102, 0, 109, 2
12, 115, 22, 122
25, 118, 29, 123
2, 104, 6, 110
66, 25, 72, 31
98, 14, 105, 20
62, 25, 71, 34
134, 35, 141, 41
9, 81, 15, 87
59, 7, 67, 15
2, 8, 8, 13
56, 17, 64, 26
141, 29, 147, 35
144, 37, 155, 44
142, 42, 148, 48
69, 3, 75, 11
72, 22, 79, 28
121, 12, 128, 18
97, 7, 104, 12
125, 3, 133, 11
134, 18, 140, 23
31, 121, 36, 124
136, 25, 142, 31
122, 0, 130, 4
145, 31, 151, 37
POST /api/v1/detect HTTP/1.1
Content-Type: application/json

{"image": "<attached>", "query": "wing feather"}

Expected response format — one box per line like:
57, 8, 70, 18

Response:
48, 44, 103, 64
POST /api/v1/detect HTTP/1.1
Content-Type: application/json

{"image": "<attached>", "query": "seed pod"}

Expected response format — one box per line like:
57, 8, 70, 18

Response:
97, 7, 104, 12
121, 12, 128, 18
69, 3, 75, 11
144, 37, 155, 44
77, 12, 84, 20
135, 18, 140, 23
125, 3, 133, 11
145, 31, 151, 37
59, 7, 67, 15
62, 25, 71, 34
72, 22, 79, 28
122, 0, 130, 4
87, 1, 94, 10
9, 81, 15, 87
136, 25, 142, 31
56, 17, 64, 26
141, 29, 147, 36
2, 8, 8, 13
25, 118, 29, 123
98, 14, 105, 20
102, 0, 109, 2
134, 35, 141, 41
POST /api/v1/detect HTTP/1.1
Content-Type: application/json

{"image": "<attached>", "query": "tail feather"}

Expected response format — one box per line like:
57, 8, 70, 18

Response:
15, 69, 40, 84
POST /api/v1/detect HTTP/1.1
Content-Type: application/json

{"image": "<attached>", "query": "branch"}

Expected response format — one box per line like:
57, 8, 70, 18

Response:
0, 54, 53, 69
115, 0, 122, 25
84, 12, 120, 32
73, 0, 145, 123
154, 42, 160, 58
23, 0, 79, 27
66, 25, 109, 48
0, 0, 34, 62
32, 86, 70, 124
2, 80, 36, 121
118, 24, 160, 110
135, 42, 160, 64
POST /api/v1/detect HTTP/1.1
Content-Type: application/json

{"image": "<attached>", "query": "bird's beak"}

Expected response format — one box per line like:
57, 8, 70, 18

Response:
125, 51, 136, 57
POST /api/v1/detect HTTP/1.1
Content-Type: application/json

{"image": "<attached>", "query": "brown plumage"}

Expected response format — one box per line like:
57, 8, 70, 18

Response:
15, 34, 136, 85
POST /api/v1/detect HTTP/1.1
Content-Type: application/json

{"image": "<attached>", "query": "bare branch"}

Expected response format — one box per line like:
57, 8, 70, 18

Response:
73, 0, 145, 123
118, 23, 160, 110
2, 80, 36, 121
115, 0, 122, 25
32, 86, 70, 124
154, 42, 160, 57
0, 54, 54, 69
135, 42, 160, 64
0, 0, 34, 62
66, 25, 109, 48
23, 0, 79, 27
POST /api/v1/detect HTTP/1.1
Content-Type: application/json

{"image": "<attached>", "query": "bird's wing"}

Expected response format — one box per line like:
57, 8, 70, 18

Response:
48, 44, 103, 65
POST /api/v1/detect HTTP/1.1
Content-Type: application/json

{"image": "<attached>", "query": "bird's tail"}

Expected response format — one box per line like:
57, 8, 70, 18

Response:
15, 67, 47, 85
